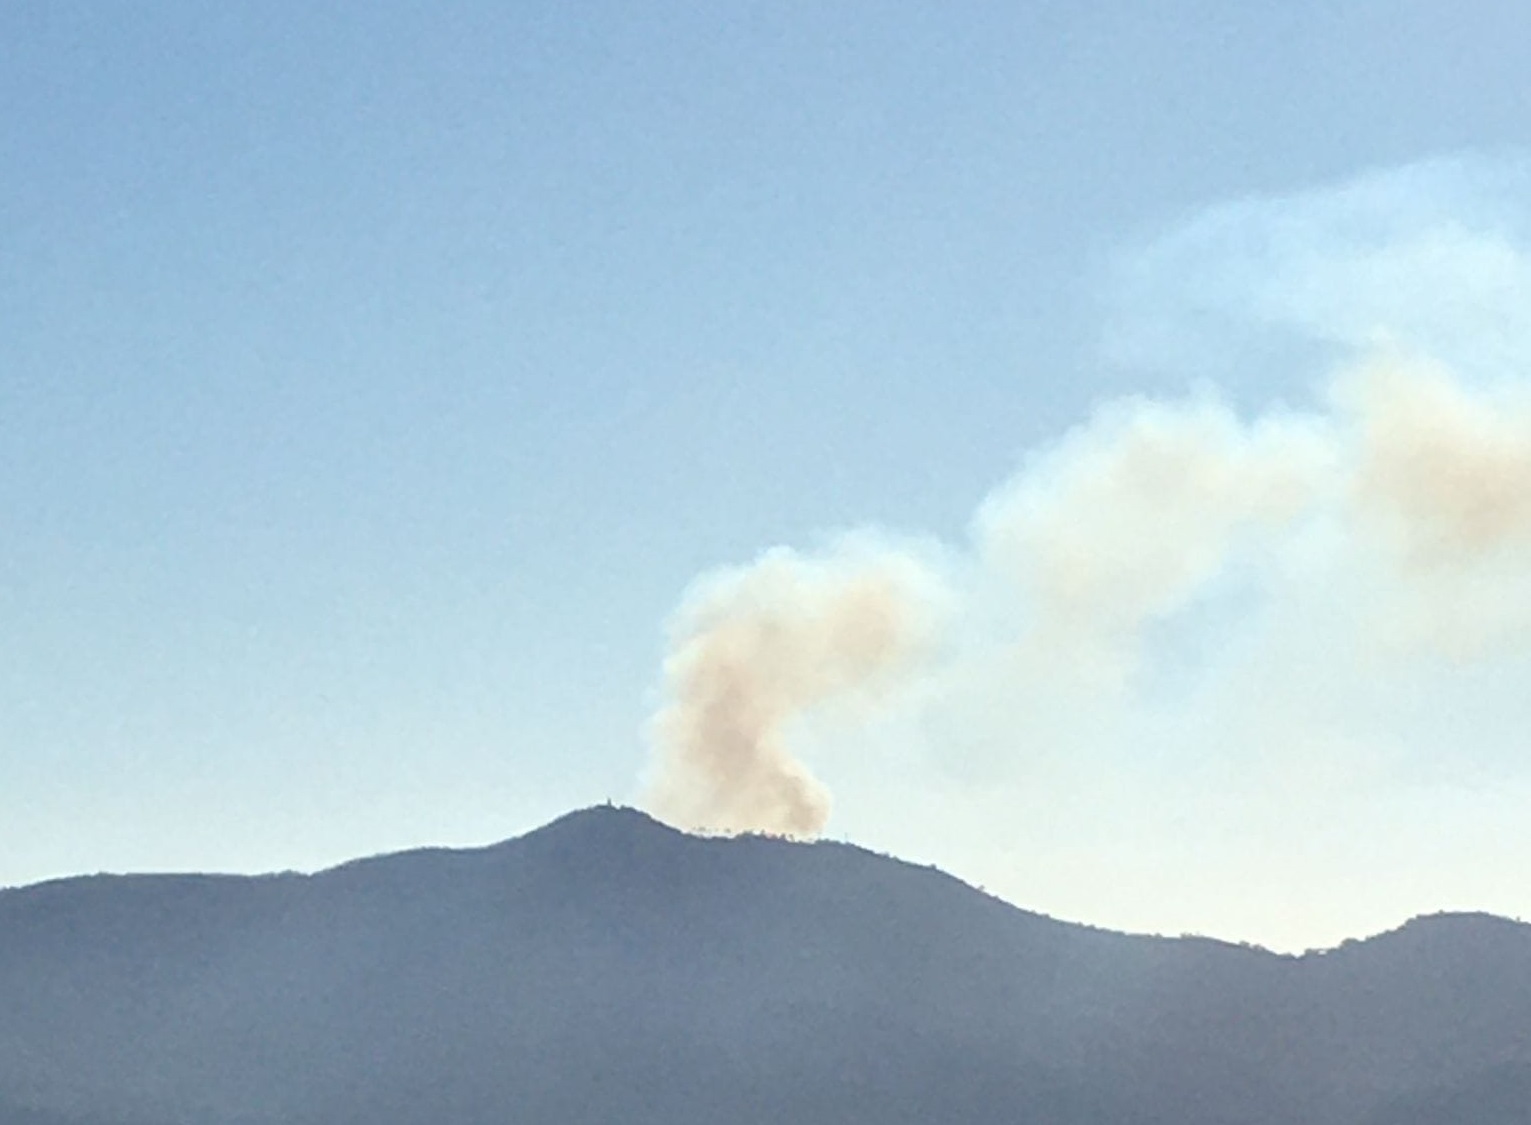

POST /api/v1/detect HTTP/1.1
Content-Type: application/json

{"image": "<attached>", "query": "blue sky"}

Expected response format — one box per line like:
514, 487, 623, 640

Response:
6, 1, 1531, 947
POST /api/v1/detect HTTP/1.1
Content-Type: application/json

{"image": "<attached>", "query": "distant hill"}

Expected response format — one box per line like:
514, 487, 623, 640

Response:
2, 806, 1528, 1125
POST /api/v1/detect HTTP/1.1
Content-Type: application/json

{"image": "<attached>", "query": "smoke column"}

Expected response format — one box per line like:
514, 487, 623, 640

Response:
641, 159, 1531, 944
645, 543, 942, 836
643, 353, 1531, 837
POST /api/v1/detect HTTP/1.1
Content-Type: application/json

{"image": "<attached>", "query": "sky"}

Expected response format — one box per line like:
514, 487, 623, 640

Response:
5, 1, 1531, 951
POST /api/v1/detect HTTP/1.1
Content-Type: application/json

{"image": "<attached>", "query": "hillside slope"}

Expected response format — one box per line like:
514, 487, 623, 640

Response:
1, 807, 1527, 1125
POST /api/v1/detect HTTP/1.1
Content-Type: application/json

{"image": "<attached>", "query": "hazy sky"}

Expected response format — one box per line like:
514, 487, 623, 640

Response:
6, 1, 1531, 950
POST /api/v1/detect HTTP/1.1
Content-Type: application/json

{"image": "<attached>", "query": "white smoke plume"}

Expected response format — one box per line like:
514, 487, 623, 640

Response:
975, 395, 1334, 646
642, 156, 1531, 947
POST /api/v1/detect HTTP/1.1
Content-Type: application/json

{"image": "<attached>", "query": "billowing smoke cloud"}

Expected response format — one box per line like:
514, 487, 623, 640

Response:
975, 396, 1333, 644
647, 353, 1531, 834
644, 542, 944, 836
642, 156, 1531, 948
970, 354, 1531, 664
1346, 357, 1531, 563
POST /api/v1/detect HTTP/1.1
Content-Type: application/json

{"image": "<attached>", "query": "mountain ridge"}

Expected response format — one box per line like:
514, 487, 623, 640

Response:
3, 805, 1528, 1125
6, 804, 1519, 956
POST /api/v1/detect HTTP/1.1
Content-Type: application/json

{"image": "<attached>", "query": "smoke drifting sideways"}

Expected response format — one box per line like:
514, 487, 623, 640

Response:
642, 156, 1531, 850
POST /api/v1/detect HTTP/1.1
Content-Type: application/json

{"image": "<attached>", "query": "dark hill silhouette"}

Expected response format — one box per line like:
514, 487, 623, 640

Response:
1, 806, 1528, 1125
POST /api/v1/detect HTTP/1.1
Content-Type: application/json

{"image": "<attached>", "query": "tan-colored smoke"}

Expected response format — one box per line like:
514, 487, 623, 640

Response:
966, 354, 1531, 666
644, 543, 941, 836
1345, 357, 1531, 564
643, 352, 1531, 839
